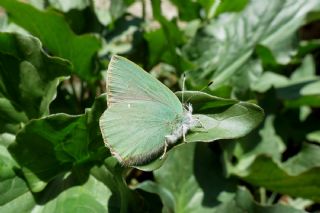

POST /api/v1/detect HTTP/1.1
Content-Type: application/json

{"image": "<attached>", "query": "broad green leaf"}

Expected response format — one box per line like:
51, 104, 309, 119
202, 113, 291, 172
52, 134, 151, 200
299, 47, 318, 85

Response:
0, 33, 71, 133
231, 144, 320, 202
0, 133, 36, 212
1, 157, 142, 212
216, 187, 305, 213
0, 0, 102, 83
223, 115, 285, 170
253, 55, 320, 107
276, 79, 320, 107
8, 95, 109, 192
176, 91, 264, 143
222, 115, 287, 181
144, 28, 173, 68
183, 0, 320, 89
251, 72, 289, 93
137, 143, 238, 213
230, 59, 263, 98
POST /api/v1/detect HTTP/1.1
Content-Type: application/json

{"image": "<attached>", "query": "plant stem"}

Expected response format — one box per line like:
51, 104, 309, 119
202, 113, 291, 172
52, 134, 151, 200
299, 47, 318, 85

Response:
260, 187, 266, 205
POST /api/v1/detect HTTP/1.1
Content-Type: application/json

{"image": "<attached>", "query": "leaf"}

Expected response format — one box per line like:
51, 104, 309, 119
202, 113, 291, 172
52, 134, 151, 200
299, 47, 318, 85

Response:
223, 115, 285, 170
1, 157, 142, 212
251, 72, 289, 93
177, 91, 264, 143
137, 143, 238, 212
216, 187, 305, 213
183, 0, 320, 88
0, 133, 36, 212
0, 33, 71, 133
8, 95, 109, 192
0, 0, 102, 83
252, 55, 320, 107
231, 144, 320, 202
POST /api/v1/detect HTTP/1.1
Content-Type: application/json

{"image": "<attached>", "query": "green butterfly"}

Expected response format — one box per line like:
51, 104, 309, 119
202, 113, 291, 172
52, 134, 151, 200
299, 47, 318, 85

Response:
99, 55, 198, 166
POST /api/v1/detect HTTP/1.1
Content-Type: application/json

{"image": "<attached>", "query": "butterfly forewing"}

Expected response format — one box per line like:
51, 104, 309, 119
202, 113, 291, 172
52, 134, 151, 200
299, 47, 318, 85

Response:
100, 55, 183, 166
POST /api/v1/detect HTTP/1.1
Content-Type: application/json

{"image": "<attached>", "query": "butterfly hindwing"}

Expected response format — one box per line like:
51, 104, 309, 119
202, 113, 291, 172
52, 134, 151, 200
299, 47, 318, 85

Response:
99, 56, 183, 166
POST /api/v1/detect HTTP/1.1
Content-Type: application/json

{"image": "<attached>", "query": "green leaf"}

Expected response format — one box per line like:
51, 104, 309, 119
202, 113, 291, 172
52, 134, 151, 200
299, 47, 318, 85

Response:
252, 55, 320, 107
216, 187, 305, 213
177, 91, 264, 143
223, 115, 285, 170
0, 33, 71, 133
251, 72, 289, 93
0, 0, 102, 83
1, 157, 142, 212
0, 133, 36, 212
137, 143, 238, 212
231, 144, 320, 202
184, 0, 320, 89
8, 95, 109, 192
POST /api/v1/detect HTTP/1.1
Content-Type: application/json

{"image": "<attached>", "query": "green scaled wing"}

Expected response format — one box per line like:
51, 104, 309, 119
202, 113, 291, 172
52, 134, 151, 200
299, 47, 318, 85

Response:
99, 55, 183, 166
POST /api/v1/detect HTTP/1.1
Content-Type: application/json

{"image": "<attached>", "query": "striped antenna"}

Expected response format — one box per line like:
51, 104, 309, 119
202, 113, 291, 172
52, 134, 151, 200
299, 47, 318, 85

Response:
182, 73, 186, 104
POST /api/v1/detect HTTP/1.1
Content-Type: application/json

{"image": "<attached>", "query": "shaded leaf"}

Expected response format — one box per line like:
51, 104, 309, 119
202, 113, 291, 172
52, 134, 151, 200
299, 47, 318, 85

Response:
137, 143, 237, 212
0, 133, 36, 212
1, 157, 141, 212
8, 95, 109, 192
216, 187, 305, 213
0, 33, 71, 133
231, 144, 320, 202
0, 0, 101, 83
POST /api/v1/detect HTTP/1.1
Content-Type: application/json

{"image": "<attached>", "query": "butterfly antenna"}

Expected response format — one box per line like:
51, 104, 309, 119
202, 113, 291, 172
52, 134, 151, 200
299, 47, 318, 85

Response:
185, 81, 213, 103
182, 73, 186, 105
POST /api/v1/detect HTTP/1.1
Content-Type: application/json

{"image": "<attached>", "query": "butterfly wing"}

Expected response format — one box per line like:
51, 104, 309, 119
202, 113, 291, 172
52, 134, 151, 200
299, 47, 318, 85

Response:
99, 55, 183, 166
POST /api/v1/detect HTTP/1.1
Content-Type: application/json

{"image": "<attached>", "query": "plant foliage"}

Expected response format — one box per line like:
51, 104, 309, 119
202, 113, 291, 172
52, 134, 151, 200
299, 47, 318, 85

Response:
1, 0, 320, 212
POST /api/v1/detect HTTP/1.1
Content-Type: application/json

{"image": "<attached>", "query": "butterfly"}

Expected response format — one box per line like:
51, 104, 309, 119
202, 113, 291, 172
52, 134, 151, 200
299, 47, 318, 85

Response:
99, 55, 198, 166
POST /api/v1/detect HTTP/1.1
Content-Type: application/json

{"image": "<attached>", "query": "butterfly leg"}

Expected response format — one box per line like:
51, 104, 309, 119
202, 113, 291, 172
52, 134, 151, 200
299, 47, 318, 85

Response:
160, 140, 168, 160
